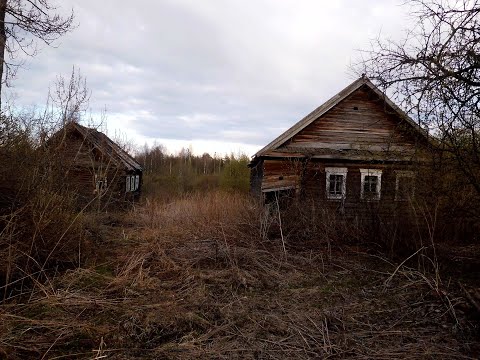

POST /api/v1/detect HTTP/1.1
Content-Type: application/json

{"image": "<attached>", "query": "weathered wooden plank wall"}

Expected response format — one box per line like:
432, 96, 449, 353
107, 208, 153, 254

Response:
286, 86, 417, 153
261, 159, 303, 191
251, 83, 429, 222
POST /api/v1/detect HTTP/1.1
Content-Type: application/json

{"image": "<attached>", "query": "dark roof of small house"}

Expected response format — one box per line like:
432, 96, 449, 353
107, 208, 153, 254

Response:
253, 76, 430, 159
62, 122, 143, 172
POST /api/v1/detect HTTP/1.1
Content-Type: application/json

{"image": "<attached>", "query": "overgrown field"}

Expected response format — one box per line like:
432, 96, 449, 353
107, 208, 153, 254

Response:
1, 192, 479, 359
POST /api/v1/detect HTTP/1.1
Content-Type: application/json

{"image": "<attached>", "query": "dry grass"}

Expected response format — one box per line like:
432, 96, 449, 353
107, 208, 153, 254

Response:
1, 191, 479, 359
0, 187, 88, 303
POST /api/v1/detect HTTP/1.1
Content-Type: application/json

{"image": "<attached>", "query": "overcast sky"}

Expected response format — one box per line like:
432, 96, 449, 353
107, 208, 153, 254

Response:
4, 0, 410, 156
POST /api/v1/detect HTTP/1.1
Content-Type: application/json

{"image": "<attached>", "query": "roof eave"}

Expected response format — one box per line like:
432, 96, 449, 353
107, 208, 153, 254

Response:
254, 76, 430, 158
72, 122, 143, 172
254, 76, 369, 157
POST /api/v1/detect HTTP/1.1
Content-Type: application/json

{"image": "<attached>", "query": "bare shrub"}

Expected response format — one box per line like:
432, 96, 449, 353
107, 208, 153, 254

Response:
255, 195, 367, 256
0, 112, 89, 302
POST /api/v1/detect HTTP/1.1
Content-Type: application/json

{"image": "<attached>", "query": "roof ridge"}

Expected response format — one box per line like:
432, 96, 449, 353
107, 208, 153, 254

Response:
253, 76, 427, 158
71, 122, 143, 171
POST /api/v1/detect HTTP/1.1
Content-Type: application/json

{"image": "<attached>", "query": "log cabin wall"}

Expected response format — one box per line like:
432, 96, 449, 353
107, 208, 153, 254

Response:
259, 157, 418, 220
301, 161, 391, 202
261, 158, 302, 192
50, 129, 136, 208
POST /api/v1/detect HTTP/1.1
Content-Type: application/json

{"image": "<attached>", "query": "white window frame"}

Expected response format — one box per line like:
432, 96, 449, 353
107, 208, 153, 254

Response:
360, 169, 382, 200
126, 175, 140, 192
96, 179, 107, 193
395, 170, 415, 201
130, 176, 135, 191
126, 176, 131, 192
134, 175, 140, 191
325, 167, 348, 200
94, 174, 107, 194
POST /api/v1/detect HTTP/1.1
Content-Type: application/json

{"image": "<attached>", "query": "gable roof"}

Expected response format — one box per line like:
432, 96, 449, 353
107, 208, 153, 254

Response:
58, 122, 143, 172
254, 76, 429, 158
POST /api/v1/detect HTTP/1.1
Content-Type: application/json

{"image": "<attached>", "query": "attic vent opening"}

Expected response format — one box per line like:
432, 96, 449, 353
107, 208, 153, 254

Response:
279, 176, 284, 180
353, 106, 359, 110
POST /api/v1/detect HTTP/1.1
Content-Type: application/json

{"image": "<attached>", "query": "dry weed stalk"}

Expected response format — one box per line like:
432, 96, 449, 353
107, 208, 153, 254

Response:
384, 248, 460, 326
1, 191, 477, 358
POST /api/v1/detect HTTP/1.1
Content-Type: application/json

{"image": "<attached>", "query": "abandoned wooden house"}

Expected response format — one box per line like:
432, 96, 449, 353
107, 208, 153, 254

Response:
46, 121, 143, 206
249, 76, 432, 214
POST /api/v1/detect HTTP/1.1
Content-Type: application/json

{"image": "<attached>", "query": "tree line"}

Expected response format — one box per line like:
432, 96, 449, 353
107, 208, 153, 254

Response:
135, 144, 251, 196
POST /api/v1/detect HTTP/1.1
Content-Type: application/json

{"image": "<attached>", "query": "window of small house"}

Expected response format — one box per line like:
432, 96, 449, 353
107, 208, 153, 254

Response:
126, 175, 140, 192
395, 171, 415, 201
130, 176, 135, 191
360, 169, 382, 200
96, 179, 107, 193
134, 175, 140, 191
95, 175, 107, 194
126, 176, 131, 192
325, 167, 347, 200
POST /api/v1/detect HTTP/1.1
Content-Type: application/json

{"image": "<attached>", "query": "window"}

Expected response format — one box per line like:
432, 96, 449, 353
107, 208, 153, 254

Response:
126, 176, 131, 192
395, 171, 415, 201
360, 169, 382, 200
325, 167, 347, 200
95, 175, 107, 194
135, 175, 140, 191
363, 176, 378, 195
130, 176, 135, 191
126, 175, 140, 193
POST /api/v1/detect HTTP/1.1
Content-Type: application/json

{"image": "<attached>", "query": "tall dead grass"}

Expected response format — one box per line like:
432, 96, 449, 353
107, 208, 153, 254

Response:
139, 191, 259, 243
100, 192, 478, 358
0, 185, 87, 302
1, 191, 477, 359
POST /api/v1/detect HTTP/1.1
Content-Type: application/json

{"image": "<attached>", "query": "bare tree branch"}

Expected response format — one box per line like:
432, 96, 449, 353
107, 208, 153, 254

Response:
0, 0, 75, 106
356, 0, 480, 195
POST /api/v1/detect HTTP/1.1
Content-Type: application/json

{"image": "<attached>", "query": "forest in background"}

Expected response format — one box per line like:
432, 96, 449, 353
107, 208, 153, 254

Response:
135, 144, 251, 197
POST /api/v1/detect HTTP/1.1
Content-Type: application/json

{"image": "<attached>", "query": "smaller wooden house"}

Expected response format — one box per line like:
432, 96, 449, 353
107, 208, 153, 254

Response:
249, 76, 432, 216
47, 122, 143, 206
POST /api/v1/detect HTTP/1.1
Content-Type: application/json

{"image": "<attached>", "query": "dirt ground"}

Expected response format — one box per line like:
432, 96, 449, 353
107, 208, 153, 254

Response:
1, 197, 479, 359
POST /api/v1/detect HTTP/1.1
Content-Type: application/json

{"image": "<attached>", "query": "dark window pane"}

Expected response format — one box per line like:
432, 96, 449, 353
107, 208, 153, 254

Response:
363, 176, 378, 195
329, 174, 344, 196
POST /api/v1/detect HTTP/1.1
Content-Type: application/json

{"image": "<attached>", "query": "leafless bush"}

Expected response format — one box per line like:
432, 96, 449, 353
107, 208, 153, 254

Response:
256, 197, 366, 257
0, 111, 91, 302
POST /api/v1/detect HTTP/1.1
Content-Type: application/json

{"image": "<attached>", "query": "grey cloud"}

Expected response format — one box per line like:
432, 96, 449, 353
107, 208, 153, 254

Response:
4, 0, 410, 153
